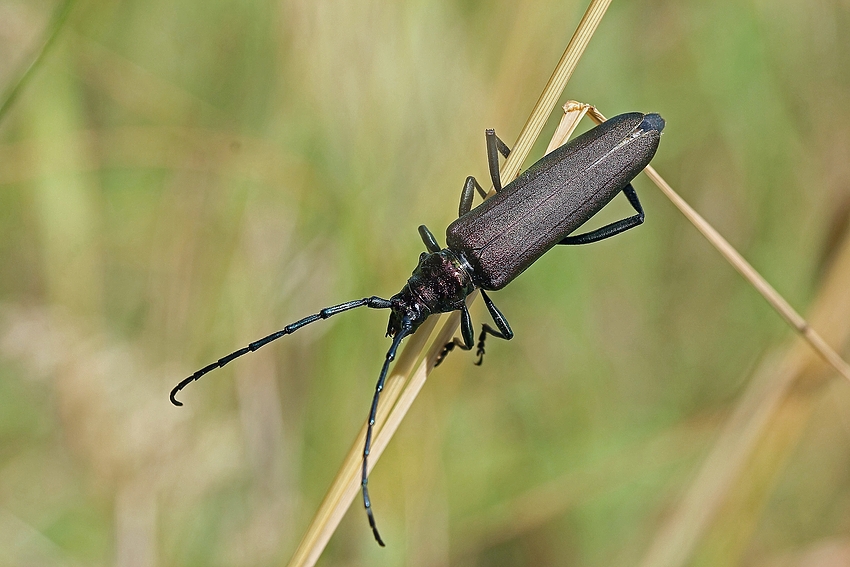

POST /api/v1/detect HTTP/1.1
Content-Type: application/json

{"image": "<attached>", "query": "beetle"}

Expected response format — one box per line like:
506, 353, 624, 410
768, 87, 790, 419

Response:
170, 111, 665, 546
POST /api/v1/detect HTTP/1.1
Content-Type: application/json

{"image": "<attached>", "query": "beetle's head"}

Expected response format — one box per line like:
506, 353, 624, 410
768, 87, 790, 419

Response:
386, 284, 430, 338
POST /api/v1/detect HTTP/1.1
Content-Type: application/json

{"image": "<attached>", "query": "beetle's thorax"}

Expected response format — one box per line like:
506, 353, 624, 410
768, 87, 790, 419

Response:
386, 249, 475, 337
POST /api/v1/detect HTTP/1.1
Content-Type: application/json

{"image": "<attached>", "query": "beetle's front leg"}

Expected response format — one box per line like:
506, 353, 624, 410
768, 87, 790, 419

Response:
458, 130, 512, 217
418, 225, 442, 253
458, 176, 487, 217
434, 304, 475, 366
474, 289, 513, 365
485, 129, 511, 192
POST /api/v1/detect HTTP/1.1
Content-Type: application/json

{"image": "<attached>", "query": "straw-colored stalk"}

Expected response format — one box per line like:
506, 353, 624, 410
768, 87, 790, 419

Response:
562, 104, 850, 385
555, 103, 850, 567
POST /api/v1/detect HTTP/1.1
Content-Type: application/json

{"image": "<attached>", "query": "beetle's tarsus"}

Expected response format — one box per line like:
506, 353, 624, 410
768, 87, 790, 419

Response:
434, 342, 453, 366
474, 349, 485, 366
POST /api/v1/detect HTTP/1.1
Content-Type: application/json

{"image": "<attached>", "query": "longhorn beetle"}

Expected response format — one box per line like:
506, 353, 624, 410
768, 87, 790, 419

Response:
170, 111, 665, 546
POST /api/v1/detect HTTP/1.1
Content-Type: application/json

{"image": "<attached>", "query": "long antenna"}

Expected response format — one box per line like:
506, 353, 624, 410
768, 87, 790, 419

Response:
362, 327, 410, 546
170, 296, 392, 406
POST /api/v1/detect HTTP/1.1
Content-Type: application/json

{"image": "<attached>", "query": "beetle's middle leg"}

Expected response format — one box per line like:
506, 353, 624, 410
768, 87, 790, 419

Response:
434, 304, 475, 366
558, 183, 645, 245
435, 290, 514, 367
474, 289, 513, 365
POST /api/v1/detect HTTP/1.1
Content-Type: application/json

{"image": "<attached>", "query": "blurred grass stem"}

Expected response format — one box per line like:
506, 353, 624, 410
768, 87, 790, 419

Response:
556, 104, 850, 385
0, 0, 77, 126
285, 1, 612, 565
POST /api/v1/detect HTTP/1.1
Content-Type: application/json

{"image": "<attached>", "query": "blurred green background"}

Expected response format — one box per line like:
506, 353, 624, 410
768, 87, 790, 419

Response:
1, 0, 850, 565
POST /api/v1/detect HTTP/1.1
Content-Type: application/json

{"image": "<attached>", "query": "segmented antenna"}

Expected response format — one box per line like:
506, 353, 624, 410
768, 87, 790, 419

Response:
362, 327, 410, 546
170, 296, 392, 406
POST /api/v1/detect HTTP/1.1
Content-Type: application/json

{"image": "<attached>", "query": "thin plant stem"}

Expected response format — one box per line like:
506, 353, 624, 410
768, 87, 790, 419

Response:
0, 0, 77, 126
640, 163, 850, 383
563, 104, 850, 384
500, 0, 611, 182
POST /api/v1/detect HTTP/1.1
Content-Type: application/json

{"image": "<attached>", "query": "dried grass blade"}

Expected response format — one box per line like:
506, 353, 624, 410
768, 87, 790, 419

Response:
501, 0, 612, 182
545, 101, 592, 154
285, 316, 439, 567
642, 163, 850, 383
575, 108, 850, 384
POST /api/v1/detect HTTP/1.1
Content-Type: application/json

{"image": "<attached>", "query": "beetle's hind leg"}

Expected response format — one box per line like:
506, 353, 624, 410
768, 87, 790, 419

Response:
558, 184, 645, 245
474, 289, 513, 365
434, 304, 475, 366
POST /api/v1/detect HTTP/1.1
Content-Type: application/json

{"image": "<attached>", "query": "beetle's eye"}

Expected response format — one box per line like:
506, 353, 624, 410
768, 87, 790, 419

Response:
419, 252, 428, 263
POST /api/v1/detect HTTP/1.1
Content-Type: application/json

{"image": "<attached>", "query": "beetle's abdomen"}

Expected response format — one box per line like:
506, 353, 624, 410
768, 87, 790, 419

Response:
446, 113, 662, 290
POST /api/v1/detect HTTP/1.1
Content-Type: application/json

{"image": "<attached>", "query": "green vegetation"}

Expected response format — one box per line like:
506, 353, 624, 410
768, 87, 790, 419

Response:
0, 0, 848, 565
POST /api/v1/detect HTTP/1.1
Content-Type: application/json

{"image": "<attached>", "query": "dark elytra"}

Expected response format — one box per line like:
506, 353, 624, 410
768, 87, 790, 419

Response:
447, 112, 662, 290
170, 112, 665, 546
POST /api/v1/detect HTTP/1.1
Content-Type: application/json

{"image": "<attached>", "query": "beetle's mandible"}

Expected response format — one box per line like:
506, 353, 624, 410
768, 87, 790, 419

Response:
170, 111, 665, 546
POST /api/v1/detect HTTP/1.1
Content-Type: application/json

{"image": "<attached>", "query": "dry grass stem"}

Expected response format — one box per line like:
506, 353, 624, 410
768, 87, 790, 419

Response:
284, 315, 439, 567
640, 163, 850, 383
286, 1, 612, 565
560, 105, 850, 385
504, 100, 850, 566
545, 100, 593, 154
500, 0, 611, 181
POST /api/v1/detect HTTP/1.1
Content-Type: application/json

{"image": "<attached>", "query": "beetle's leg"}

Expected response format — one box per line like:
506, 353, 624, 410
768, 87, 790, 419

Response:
459, 131, 511, 216
434, 304, 475, 366
486, 129, 511, 193
418, 225, 442, 253
474, 289, 514, 365
558, 184, 645, 245
458, 176, 488, 217
485, 128, 511, 158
